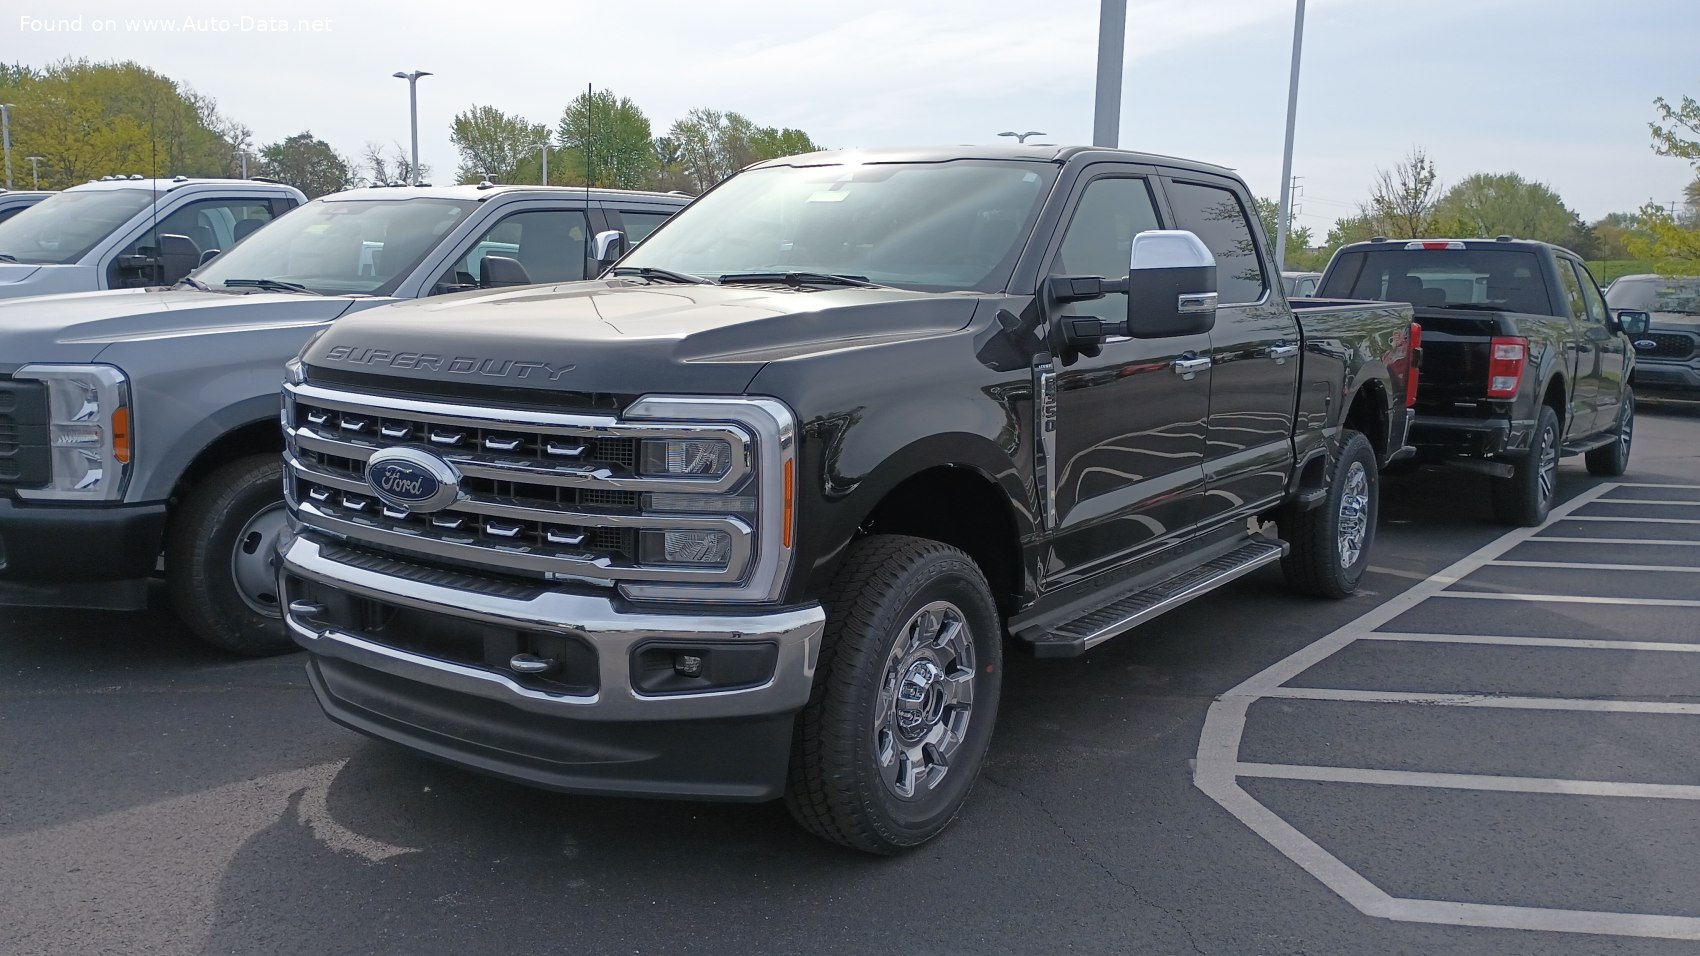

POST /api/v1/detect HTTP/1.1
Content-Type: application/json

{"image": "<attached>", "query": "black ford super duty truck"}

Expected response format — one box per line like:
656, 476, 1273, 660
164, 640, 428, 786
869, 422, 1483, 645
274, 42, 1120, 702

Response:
1319, 238, 1650, 526
276, 146, 1416, 852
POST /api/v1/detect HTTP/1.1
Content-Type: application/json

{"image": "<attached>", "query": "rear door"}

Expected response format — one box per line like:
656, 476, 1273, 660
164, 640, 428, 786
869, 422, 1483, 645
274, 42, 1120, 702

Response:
1164, 177, 1299, 526
1041, 165, 1210, 588
1572, 260, 1625, 434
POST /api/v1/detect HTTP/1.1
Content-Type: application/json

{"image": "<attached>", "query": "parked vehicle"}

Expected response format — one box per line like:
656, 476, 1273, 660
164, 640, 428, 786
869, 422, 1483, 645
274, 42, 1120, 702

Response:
1282, 270, 1321, 298
0, 189, 53, 225
0, 184, 686, 655
0, 176, 307, 299
275, 145, 1417, 852
1605, 274, 1700, 399
1318, 237, 1649, 525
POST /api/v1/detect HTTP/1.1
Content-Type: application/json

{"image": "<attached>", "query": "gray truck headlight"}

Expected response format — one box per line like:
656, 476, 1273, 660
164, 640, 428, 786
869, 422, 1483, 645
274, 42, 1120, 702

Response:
14, 364, 131, 502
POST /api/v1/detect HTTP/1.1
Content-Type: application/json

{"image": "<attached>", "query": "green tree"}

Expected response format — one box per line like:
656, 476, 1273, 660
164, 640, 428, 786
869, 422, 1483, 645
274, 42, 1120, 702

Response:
1588, 211, 1646, 261
1651, 85, 1700, 164
665, 108, 823, 193
360, 142, 429, 187
450, 105, 547, 185
1367, 148, 1442, 238
558, 89, 656, 189
1433, 172, 1585, 247
258, 131, 353, 198
1626, 202, 1700, 274
1254, 196, 1315, 268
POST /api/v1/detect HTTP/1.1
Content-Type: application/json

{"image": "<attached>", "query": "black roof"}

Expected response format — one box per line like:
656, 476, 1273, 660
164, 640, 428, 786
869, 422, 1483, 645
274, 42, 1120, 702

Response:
748, 144, 1236, 178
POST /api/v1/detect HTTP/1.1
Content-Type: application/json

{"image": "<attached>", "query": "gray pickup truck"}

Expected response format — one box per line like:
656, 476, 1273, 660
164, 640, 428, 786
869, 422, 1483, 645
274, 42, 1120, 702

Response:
0, 183, 686, 654
0, 189, 53, 225
276, 145, 1417, 852
0, 177, 306, 298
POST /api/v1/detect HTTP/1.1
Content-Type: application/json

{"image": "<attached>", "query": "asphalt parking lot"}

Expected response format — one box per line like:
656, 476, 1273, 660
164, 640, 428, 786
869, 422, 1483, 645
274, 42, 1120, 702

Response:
3, 407, 1697, 956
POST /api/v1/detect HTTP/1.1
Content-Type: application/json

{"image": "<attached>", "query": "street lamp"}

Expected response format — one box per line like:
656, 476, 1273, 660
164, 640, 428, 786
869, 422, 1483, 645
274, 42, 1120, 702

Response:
391, 70, 432, 186
0, 104, 14, 190
532, 140, 550, 185
26, 156, 43, 189
998, 131, 1046, 144
1274, 0, 1306, 270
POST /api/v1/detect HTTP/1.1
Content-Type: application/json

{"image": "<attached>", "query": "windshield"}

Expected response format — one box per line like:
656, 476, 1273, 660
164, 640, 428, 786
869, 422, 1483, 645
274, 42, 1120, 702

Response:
0, 188, 154, 264
618, 160, 1058, 293
1320, 248, 1554, 315
195, 197, 478, 295
1606, 276, 1700, 315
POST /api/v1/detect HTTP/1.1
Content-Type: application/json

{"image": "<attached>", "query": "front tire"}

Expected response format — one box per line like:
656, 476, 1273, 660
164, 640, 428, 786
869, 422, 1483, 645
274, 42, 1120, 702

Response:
1491, 405, 1561, 527
1281, 429, 1378, 599
786, 535, 1002, 854
1585, 390, 1634, 477
166, 454, 295, 656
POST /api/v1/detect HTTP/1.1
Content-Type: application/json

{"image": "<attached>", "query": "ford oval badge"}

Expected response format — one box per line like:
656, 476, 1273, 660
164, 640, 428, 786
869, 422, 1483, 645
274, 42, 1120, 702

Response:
365, 447, 461, 513
1634, 339, 1658, 350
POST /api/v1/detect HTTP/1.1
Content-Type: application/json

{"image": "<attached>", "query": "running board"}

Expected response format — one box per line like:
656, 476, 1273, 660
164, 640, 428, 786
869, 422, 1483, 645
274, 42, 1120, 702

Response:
1018, 539, 1288, 658
1562, 433, 1614, 455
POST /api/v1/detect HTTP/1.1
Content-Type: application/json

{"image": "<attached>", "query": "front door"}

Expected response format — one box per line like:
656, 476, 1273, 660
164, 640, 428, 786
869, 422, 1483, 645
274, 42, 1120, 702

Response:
1574, 260, 1626, 433
1042, 169, 1210, 590
1165, 178, 1298, 526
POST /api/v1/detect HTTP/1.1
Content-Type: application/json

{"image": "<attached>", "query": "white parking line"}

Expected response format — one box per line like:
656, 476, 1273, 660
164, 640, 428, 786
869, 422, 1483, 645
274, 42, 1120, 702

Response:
1195, 480, 1700, 941
1432, 592, 1700, 607
1488, 559, 1700, 572
1359, 632, 1700, 653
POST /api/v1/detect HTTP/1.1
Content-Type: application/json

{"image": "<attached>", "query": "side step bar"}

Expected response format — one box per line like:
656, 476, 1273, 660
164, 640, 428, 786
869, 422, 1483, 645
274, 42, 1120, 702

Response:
1018, 539, 1288, 658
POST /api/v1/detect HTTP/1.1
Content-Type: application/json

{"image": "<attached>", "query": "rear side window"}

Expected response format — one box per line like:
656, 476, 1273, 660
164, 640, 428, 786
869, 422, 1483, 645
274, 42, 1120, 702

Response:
1165, 180, 1266, 305
1320, 249, 1555, 316
617, 210, 674, 245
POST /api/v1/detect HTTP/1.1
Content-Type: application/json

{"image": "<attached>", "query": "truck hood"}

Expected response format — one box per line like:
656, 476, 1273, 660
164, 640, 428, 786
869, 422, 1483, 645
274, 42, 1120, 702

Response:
0, 262, 43, 284
1648, 311, 1700, 332
0, 287, 358, 366
302, 280, 982, 398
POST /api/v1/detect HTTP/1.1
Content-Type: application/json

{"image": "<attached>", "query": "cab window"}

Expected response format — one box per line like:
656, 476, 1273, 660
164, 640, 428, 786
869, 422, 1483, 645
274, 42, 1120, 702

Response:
1166, 180, 1267, 305
433, 209, 589, 294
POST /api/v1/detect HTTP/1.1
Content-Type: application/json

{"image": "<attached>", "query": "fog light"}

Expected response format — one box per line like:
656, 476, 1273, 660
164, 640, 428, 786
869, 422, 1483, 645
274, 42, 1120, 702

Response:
639, 529, 732, 566
674, 654, 704, 678
641, 439, 732, 477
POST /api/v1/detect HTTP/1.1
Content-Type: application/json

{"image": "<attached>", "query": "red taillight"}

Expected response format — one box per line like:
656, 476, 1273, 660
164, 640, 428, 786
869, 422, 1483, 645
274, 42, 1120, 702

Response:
1406, 322, 1422, 408
1487, 336, 1526, 399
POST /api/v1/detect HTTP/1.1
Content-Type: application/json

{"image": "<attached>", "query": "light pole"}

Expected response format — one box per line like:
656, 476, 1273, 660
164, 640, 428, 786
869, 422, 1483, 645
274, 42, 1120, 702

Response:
0, 104, 14, 190
391, 70, 432, 185
26, 156, 43, 189
1274, 0, 1307, 271
533, 140, 550, 185
998, 131, 1046, 144
1093, 0, 1127, 147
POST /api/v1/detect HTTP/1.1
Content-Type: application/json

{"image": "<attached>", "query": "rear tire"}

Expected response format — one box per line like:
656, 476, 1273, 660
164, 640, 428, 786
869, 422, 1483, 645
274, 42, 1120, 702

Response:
1281, 429, 1378, 599
785, 535, 1002, 854
1491, 405, 1561, 527
1585, 390, 1634, 477
166, 454, 295, 657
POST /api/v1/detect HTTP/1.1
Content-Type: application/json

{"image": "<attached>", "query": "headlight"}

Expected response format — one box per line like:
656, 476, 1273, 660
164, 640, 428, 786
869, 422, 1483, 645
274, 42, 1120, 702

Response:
640, 438, 732, 477
13, 364, 132, 501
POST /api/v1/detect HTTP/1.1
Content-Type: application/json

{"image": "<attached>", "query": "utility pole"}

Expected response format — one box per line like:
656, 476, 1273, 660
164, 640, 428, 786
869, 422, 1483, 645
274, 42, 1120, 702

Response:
1274, 0, 1307, 271
1092, 0, 1127, 147
534, 139, 550, 185
26, 155, 43, 189
0, 104, 14, 190
392, 70, 433, 185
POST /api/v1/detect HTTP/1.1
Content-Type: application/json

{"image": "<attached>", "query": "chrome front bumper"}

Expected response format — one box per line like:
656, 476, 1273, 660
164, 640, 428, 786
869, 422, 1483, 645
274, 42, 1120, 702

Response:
278, 529, 825, 722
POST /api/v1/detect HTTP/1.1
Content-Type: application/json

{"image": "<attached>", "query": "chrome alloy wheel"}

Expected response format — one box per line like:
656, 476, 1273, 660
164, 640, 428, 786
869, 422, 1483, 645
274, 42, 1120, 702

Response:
1337, 460, 1370, 570
230, 502, 288, 616
873, 600, 976, 800
1537, 422, 1560, 505
1619, 400, 1634, 457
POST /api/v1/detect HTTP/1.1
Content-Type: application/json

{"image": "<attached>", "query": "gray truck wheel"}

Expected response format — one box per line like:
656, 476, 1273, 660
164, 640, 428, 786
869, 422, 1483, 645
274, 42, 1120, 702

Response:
1585, 390, 1634, 477
1281, 429, 1378, 599
786, 535, 1002, 854
166, 454, 296, 657
1491, 405, 1561, 527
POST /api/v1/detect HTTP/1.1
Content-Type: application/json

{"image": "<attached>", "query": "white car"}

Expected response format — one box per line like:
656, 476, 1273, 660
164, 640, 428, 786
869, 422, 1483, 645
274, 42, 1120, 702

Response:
0, 176, 306, 299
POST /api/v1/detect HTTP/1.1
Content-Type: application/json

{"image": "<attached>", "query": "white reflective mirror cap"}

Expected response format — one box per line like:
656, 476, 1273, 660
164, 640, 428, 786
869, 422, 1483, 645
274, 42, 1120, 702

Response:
1129, 230, 1215, 271
593, 230, 625, 261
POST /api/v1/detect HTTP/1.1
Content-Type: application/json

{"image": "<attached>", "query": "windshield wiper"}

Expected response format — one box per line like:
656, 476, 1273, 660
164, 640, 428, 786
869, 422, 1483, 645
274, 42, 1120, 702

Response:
718, 271, 886, 289
221, 278, 320, 295
610, 266, 713, 285
175, 275, 213, 292
0, 253, 17, 263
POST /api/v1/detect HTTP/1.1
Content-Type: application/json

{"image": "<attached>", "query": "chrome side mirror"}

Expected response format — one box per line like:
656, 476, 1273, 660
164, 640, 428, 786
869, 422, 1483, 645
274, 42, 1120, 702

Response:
592, 230, 626, 267
1125, 230, 1218, 338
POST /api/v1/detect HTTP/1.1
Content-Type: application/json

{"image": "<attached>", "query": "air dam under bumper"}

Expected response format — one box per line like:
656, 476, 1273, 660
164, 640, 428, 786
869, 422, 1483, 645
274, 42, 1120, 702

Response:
279, 529, 825, 801
0, 498, 166, 610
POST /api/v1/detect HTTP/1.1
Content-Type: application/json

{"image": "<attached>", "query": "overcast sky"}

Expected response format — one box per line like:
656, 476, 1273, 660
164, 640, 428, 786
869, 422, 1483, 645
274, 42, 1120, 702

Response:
11, 0, 1697, 232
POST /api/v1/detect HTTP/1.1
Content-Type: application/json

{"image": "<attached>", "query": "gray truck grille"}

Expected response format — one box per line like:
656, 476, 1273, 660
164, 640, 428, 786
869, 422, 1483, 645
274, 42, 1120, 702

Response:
1635, 332, 1696, 361
282, 382, 755, 585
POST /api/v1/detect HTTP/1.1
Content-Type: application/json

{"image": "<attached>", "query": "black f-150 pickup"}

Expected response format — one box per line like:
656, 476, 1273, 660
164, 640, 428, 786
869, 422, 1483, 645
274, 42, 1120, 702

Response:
275, 146, 1416, 852
1319, 237, 1650, 526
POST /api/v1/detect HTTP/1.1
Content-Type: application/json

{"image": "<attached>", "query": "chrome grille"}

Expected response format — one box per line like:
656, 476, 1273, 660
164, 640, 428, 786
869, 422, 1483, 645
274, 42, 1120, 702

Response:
1635, 332, 1696, 361
283, 382, 755, 585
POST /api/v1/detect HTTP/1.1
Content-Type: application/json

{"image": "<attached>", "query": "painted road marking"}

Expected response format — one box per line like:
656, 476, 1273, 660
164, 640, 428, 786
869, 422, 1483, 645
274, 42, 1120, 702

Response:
1488, 559, 1700, 573
1195, 480, 1700, 942
1535, 536, 1700, 546
1431, 591, 1700, 607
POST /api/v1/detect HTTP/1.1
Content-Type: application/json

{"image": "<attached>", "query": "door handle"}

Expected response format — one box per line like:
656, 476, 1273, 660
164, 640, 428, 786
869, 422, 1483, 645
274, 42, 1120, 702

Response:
1172, 356, 1212, 380
1268, 343, 1300, 362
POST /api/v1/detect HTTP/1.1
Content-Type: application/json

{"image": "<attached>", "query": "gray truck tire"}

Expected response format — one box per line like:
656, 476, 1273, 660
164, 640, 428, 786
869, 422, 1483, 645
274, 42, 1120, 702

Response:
1491, 405, 1561, 527
1585, 390, 1634, 477
166, 454, 295, 656
786, 535, 1002, 854
1282, 429, 1377, 599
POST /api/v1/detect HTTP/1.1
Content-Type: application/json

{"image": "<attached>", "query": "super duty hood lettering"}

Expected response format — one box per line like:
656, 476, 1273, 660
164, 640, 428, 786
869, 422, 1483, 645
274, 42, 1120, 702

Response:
321, 345, 577, 381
